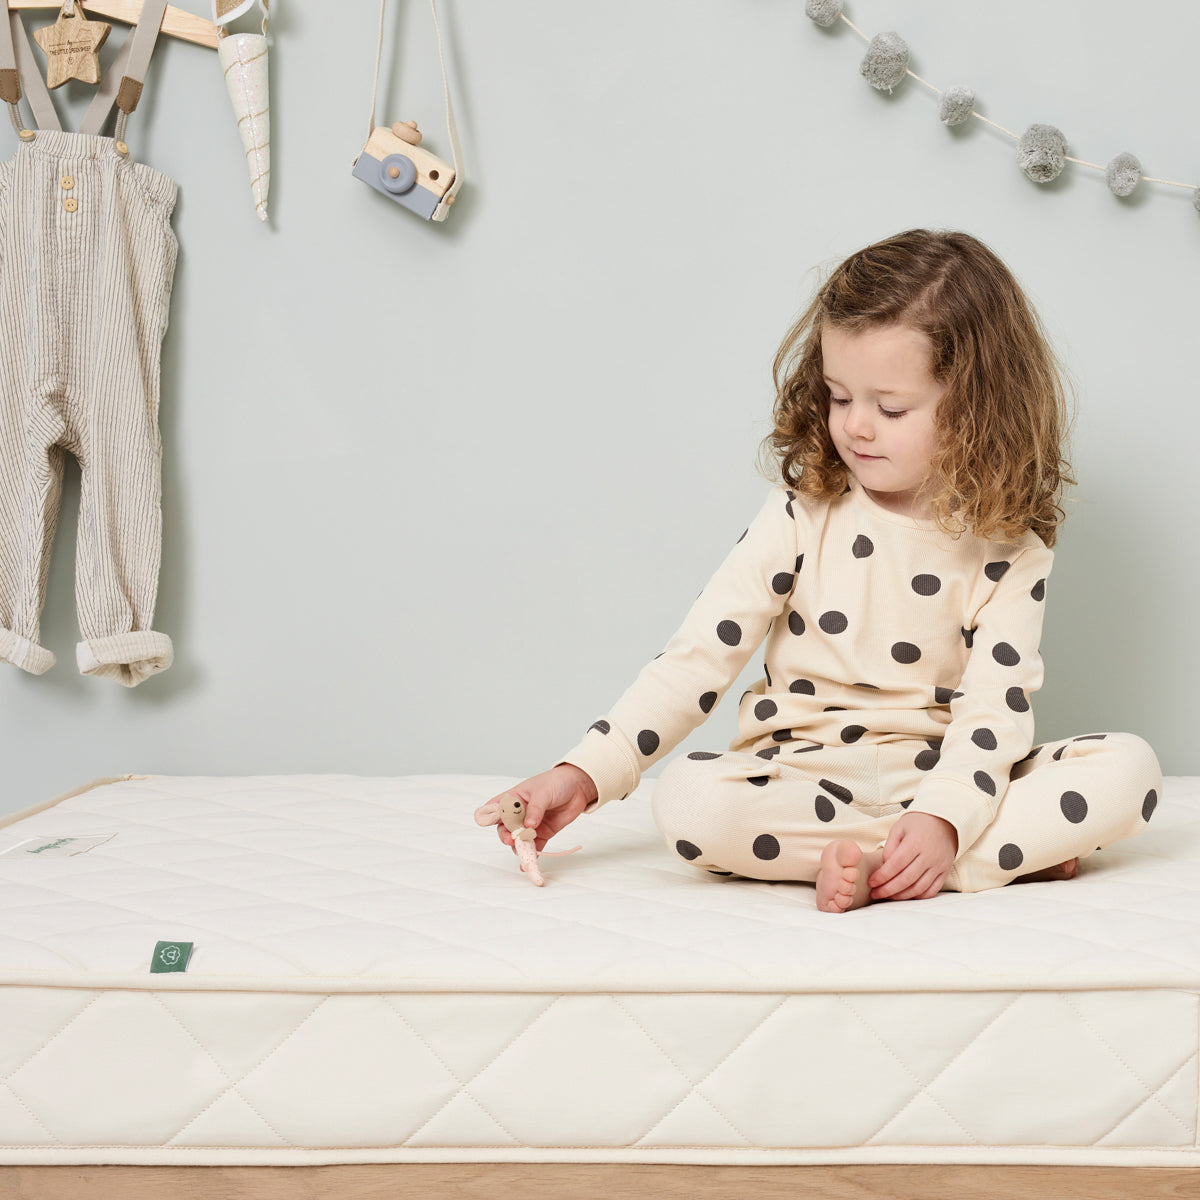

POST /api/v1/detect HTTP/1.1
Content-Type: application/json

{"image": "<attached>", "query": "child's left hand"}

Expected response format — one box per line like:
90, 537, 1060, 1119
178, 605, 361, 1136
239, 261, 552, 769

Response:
869, 812, 958, 901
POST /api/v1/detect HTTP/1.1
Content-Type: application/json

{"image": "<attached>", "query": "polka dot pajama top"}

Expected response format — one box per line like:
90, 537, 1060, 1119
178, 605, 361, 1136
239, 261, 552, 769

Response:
560, 481, 1160, 889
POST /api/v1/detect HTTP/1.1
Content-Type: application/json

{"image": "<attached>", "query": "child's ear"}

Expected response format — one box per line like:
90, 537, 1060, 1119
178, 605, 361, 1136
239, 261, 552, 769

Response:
474, 801, 501, 827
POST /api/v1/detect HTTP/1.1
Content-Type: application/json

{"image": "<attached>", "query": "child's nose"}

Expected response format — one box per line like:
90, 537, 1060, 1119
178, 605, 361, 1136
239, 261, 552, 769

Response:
844, 404, 873, 438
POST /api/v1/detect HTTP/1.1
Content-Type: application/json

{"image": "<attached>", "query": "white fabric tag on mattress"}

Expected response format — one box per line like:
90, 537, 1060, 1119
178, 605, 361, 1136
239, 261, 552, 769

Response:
0, 833, 116, 858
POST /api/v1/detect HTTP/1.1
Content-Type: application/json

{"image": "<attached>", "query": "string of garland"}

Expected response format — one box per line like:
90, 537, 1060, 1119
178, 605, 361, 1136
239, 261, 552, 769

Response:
806, 0, 1200, 213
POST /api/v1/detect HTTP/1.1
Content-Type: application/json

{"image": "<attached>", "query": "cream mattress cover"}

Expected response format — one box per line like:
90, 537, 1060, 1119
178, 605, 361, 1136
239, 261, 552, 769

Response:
0, 773, 1196, 1166
0, 773, 1196, 995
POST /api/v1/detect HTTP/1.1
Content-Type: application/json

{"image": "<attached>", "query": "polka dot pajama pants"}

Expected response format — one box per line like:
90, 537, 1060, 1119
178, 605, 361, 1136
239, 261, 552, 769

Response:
650, 733, 1162, 893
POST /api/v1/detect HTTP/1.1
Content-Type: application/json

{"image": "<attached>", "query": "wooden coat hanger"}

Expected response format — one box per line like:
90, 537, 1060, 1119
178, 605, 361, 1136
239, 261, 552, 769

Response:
7, 1, 218, 49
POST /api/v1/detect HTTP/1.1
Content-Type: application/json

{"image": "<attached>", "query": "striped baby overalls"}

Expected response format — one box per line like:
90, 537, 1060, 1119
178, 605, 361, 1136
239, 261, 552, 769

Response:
0, 0, 177, 686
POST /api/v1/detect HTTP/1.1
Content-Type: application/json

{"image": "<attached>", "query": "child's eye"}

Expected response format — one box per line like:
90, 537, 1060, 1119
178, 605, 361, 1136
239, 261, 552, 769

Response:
830, 396, 850, 406
880, 407, 906, 419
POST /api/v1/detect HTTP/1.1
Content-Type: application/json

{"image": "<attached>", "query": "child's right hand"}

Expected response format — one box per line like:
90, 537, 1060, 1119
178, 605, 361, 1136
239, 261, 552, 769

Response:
488, 763, 598, 853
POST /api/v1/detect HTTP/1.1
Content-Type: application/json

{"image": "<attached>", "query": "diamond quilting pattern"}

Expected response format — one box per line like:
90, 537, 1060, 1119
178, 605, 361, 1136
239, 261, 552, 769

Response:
0, 774, 1197, 1163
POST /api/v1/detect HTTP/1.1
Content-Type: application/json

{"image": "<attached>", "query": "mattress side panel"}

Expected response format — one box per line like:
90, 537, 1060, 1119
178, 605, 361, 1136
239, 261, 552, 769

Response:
0, 987, 1195, 1163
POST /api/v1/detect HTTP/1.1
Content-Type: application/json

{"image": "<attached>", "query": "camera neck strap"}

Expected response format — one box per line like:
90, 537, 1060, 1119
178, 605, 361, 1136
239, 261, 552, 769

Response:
369, 0, 463, 221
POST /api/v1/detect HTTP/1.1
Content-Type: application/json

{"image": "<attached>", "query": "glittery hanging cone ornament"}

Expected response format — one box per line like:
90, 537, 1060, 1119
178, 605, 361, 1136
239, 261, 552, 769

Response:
218, 32, 271, 221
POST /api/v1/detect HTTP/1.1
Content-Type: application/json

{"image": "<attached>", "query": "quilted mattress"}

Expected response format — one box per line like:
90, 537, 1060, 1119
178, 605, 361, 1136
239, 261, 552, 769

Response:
0, 772, 1198, 1167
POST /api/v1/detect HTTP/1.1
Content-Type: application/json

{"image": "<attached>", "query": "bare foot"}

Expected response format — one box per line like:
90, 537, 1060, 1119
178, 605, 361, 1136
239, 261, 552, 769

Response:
816, 840, 885, 913
1013, 857, 1079, 884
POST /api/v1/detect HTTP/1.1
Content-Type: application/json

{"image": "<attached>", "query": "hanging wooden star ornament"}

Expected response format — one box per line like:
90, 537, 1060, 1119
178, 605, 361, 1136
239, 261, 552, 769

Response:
33, 3, 111, 89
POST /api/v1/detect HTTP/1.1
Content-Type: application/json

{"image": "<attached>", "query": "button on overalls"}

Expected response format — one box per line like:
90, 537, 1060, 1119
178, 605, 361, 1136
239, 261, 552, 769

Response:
0, 0, 177, 686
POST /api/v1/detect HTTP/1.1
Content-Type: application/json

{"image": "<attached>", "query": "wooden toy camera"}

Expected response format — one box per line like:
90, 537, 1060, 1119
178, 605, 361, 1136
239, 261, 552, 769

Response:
352, 119, 457, 222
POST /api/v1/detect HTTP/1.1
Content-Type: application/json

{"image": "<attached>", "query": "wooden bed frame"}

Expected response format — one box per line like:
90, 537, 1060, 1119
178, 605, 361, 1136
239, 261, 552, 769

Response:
2, 1164, 1197, 1199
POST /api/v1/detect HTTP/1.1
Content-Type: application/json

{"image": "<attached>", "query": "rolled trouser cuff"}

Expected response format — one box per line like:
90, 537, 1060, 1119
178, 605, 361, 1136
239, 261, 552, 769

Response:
77, 631, 173, 687
0, 626, 56, 674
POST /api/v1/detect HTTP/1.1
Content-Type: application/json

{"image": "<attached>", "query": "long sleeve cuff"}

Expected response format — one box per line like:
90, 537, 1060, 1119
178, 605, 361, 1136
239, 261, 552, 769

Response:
558, 727, 640, 813
907, 778, 998, 859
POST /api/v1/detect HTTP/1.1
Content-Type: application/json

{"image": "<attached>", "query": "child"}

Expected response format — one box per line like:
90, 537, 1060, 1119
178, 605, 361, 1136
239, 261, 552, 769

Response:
489, 229, 1162, 912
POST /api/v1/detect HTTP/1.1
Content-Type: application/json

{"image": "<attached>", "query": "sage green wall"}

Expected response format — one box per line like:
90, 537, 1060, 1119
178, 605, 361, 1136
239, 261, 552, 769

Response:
3, 0, 1194, 813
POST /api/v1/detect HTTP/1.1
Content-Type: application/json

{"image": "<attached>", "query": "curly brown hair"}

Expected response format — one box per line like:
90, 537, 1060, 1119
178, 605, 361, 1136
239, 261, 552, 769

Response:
761, 229, 1074, 546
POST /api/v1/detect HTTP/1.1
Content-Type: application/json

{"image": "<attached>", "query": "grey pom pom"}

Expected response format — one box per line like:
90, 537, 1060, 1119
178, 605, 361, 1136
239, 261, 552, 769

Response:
860, 32, 909, 92
805, 0, 843, 27
1017, 124, 1067, 183
938, 86, 975, 127
1105, 152, 1141, 197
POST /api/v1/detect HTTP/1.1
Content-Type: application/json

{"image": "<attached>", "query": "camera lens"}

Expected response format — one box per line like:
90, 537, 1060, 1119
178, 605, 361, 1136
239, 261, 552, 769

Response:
380, 154, 417, 194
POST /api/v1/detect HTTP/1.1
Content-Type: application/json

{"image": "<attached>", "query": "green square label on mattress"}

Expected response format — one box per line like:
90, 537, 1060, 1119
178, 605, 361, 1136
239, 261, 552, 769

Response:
150, 941, 194, 974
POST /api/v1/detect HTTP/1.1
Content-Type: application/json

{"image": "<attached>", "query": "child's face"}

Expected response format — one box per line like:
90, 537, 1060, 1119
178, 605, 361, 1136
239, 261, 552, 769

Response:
821, 323, 945, 517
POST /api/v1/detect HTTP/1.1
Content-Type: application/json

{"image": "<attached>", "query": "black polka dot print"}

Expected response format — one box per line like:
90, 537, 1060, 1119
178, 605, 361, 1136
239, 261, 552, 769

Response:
1020, 746, 1042, 762
934, 687, 963, 705
687, 751, 721, 761
638, 730, 660, 756
717, 620, 742, 647
736, 529, 747, 544
912, 574, 942, 596
1032, 579, 1046, 602
900, 798, 914, 808
915, 744, 941, 771
819, 779, 854, 803
823, 706, 846, 713
795, 554, 805, 572
974, 771, 996, 796
753, 834, 781, 859
819, 611, 849, 635
1053, 746, 1067, 762
984, 561, 1011, 582
961, 627, 975, 648
589, 720, 611, 735
854, 682, 880, 690
972, 728, 998, 751
699, 691, 718, 713
1073, 734, 1107, 742
793, 743, 822, 753
1143, 789, 1158, 821
891, 642, 922, 664
992, 642, 1021, 666
1006, 687, 1030, 713
841, 725, 867, 743
998, 843, 1024, 871
815, 795, 836, 822
754, 699, 778, 721
788, 611, 805, 636
790, 679, 816, 695
785, 500, 794, 518
708, 870, 734, 876
772, 572, 795, 595
1060, 791, 1088, 823
852, 535, 874, 558
756, 746, 781, 760
748, 776, 770, 787
772, 729, 793, 743
764, 663, 772, 687
676, 840, 702, 861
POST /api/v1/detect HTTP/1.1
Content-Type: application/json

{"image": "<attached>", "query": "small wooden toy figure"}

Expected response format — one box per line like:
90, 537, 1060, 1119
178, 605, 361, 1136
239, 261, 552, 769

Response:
474, 794, 581, 887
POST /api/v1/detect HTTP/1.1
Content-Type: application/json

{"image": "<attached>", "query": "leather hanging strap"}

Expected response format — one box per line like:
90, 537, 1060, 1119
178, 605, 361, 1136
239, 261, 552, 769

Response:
79, 0, 167, 136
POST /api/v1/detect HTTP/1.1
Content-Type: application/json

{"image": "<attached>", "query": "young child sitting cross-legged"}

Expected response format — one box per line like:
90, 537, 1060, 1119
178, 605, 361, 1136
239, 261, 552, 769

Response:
487, 229, 1162, 911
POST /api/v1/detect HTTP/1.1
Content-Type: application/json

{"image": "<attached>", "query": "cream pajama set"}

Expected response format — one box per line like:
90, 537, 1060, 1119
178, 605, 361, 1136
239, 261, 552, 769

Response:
0, 0, 176, 686
561, 482, 1162, 893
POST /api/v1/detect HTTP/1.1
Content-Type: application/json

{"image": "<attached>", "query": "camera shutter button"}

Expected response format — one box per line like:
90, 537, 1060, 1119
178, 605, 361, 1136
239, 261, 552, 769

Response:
380, 154, 417, 194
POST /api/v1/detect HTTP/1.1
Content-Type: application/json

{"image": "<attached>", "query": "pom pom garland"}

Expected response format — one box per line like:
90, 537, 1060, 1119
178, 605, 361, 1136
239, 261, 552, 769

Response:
860, 31, 908, 92
804, 0, 843, 28
1105, 152, 1141, 197
938, 85, 974, 127
807, 1, 1199, 214
1018, 124, 1068, 184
